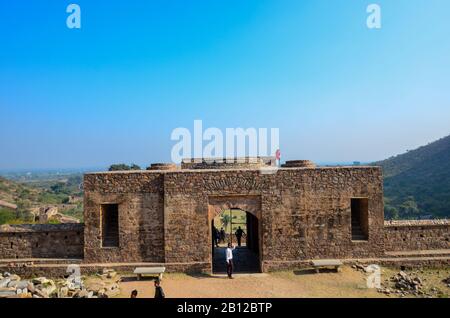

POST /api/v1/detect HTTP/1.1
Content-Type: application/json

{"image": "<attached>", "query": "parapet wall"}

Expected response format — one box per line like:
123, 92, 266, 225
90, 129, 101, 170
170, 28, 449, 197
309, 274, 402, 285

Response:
384, 220, 450, 252
282, 160, 316, 168
181, 157, 275, 170
0, 224, 84, 259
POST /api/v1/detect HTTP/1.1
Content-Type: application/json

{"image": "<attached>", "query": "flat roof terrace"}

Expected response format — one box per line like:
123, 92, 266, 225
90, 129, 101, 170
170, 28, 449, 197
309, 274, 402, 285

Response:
84, 164, 380, 175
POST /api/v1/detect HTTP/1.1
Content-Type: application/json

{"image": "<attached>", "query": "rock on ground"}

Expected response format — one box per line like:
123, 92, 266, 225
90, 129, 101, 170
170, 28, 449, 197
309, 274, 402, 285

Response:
0, 270, 121, 299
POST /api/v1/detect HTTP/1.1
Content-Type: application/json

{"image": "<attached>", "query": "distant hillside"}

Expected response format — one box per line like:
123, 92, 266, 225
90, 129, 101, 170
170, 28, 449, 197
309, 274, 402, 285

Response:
0, 175, 83, 224
0, 176, 40, 207
372, 135, 450, 219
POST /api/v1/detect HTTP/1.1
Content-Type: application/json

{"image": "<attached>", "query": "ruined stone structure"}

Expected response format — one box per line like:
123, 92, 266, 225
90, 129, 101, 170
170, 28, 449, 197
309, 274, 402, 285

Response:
0, 158, 449, 274
0, 224, 83, 259
384, 220, 449, 252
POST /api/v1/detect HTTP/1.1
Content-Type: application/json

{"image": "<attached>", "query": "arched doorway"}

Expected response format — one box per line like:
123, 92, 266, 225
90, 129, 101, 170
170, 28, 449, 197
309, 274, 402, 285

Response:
211, 209, 260, 273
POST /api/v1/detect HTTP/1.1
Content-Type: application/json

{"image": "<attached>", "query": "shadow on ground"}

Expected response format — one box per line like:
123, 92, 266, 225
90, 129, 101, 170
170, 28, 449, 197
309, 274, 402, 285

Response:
293, 268, 339, 275
120, 276, 157, 282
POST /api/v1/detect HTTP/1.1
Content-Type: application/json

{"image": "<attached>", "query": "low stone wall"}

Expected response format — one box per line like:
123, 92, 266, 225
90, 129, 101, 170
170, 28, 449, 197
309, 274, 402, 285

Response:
384, 220, 450, 252
262, 257, 450, 271
0, 224, 84, 259
0, 261, 209, 278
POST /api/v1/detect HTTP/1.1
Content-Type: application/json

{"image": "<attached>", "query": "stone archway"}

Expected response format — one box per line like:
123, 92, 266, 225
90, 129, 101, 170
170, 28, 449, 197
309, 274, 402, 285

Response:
208, 195, 262, 273
208, 195, 261, 220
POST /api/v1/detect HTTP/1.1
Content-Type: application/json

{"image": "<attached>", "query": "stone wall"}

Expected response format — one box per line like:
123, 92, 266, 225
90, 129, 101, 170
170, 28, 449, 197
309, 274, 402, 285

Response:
384, 220, 450, 252
83, 166, 384, 272
83, 172, 165, 263
163, 167, 384, 272
3, 165, 449, 273
0, 224, 84, 259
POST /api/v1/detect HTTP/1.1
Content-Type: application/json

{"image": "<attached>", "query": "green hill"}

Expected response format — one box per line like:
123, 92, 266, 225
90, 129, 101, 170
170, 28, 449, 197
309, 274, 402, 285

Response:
0, 175, 83, 224
372, 134, 450, 219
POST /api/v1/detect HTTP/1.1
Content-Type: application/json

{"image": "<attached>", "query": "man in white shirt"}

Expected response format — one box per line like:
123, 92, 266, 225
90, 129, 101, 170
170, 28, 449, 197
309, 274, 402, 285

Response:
225, 243, 235, 279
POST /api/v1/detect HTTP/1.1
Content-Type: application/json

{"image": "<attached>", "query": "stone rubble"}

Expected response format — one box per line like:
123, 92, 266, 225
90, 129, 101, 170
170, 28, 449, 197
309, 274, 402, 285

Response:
30, 206, 80, 224
0, 268, 120, 298
351, 263, 366, 272
442, 276, 450, 288
377, 270, 444, 298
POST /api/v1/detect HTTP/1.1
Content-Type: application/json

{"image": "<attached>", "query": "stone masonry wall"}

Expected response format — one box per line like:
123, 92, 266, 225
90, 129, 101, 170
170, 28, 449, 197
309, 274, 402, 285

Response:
4, 165, 449, 272
83, 172, 165, 263
83, 166, 384, 272
163, 167, 384, 272
82, 167, 450, 271
0, 224, 84, 259
384, 220, 450, 252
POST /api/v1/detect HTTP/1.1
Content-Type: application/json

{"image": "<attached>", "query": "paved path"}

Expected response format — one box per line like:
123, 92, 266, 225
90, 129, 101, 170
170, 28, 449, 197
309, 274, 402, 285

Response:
213, 247, 260, 273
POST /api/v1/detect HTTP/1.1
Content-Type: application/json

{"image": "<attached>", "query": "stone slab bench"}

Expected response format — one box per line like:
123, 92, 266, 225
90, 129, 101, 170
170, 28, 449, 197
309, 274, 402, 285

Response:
310, 259, 343, 273
133, 267, 165, 281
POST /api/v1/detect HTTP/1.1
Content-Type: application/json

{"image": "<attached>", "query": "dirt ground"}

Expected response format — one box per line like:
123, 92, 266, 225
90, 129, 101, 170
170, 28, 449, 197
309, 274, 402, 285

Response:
116, 266, 450, 298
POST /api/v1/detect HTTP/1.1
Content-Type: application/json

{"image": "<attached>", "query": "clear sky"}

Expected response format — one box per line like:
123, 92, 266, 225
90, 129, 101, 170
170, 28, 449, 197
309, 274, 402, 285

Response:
1, 0, 449, 170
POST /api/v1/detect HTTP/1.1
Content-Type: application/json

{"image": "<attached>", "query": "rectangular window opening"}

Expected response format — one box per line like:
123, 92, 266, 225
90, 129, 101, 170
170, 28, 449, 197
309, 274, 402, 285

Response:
101, 204, 119, 247
351, 198, 369, 241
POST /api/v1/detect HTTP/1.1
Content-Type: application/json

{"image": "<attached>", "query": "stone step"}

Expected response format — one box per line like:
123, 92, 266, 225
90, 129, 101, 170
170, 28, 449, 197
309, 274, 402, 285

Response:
351, 234, 367, 240
384, 249, 450, 258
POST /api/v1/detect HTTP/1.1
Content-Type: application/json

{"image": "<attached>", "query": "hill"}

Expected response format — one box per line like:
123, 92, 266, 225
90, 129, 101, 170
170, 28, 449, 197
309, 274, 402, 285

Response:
373, 135, 450, 219
0, 175, 83, 224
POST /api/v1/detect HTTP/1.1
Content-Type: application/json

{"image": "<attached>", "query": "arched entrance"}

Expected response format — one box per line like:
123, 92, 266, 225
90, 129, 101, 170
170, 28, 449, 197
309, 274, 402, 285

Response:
208, 195, 264, 273
208, 196, 262, 273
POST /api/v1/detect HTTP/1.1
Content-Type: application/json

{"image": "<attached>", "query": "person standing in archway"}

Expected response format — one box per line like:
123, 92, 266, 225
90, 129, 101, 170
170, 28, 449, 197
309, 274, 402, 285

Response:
226, 243, 235, 279
235, 226, 245, 247
220, 227, 225, 243
212, 226, 219, 248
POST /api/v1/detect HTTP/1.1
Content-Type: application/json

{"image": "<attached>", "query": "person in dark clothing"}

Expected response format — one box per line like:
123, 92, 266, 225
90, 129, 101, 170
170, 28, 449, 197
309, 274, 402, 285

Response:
235, 226, 245, 247
220, 227, 226, 243
130, 290, 138, 298
154, 279, 165, 299
212, 226, 219, 247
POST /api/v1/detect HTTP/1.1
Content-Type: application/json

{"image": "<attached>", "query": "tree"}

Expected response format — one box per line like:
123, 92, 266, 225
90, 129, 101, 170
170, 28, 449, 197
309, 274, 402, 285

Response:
221, 213, 232, 231
62, 196, 70, 204
384, 205, 399, 220
398, 197, 420, 219
109, 164, 131, 171
50, 182, 67, 194
130, 164, 141, 170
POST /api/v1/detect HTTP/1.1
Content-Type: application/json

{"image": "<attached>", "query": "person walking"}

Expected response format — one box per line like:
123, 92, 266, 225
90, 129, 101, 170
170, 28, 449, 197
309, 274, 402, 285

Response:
235, 226, 245, 247
220, 227, 226, 243
154, 279, 165, 299
226, 243, 235, 279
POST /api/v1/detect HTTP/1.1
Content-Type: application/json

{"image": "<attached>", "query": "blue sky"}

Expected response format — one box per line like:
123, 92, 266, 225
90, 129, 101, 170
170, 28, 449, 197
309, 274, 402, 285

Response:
1, 0, 449, 169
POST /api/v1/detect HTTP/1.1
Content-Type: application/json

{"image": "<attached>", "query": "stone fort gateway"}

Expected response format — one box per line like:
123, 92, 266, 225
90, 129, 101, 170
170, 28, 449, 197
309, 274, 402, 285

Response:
0, 158, 449, 275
